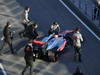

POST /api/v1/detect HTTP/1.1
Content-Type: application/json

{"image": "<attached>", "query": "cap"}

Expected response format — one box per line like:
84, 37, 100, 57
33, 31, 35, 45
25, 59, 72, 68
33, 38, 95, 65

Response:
53, 22, 58, 25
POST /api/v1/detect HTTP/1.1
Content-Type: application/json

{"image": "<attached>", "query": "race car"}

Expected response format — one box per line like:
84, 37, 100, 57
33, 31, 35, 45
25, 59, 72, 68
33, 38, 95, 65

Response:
31, 30, 74, 61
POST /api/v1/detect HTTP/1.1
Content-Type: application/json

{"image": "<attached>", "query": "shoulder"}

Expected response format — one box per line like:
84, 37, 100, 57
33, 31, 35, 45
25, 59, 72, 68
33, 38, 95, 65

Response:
57, 25, 60, 27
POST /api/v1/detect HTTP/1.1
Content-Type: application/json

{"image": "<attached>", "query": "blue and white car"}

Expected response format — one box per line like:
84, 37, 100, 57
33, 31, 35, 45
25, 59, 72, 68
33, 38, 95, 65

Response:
32, 30, 73, 61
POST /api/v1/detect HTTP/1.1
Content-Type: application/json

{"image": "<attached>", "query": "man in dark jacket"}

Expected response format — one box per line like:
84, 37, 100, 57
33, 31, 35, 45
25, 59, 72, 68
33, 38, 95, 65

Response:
0, 22, 14, 54
48, 22, 60, 35
22, 41, 35, 75
24, 23, 38, 40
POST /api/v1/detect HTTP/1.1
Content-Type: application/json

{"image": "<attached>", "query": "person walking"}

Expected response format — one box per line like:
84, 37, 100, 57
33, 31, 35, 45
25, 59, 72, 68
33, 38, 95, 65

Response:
0, 22, 14, 54
93, 6, 99, 20
72, 28, 83, 62
22, 41, 35, 75
19, 7, 31, 37
22, 7, 30, 23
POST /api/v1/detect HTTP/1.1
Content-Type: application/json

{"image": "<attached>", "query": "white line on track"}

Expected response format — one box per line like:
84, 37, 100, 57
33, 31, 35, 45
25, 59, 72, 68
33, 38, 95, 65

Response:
59, 0, 100, 41
0, 63, 7, 75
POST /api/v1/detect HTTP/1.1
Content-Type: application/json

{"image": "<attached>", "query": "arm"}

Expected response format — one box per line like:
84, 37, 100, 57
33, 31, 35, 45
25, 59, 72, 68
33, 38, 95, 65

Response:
80, 34, 83, 42
58, 26, 60, 32
24, 11, 30, 22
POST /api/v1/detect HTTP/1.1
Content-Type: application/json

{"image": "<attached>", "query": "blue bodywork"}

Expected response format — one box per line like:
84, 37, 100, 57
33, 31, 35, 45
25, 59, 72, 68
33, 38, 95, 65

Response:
32, 30, 72, 53
46, 37, 66, 52
41, 31, 72, 52
42, 34, 54, 42
31, 30, 72, 61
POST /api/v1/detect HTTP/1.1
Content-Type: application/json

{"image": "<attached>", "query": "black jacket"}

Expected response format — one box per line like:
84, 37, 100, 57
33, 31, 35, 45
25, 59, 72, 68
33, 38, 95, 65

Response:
25, 25, 38, 39
24, 44, 35, 61
24, 45, 33, 57
3, 26, 12, 40
48, 25, 60, 35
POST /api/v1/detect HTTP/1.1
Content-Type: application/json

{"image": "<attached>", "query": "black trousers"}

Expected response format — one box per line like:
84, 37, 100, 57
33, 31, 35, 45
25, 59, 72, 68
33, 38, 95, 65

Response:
22, 57, 34, 75
74, 46, 82, 62
0, 38, 14, 54
19, 23, 27, 38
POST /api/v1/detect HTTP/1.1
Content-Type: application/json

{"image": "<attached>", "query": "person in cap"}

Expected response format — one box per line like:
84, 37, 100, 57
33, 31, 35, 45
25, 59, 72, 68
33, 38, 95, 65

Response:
48, 22, 60, 35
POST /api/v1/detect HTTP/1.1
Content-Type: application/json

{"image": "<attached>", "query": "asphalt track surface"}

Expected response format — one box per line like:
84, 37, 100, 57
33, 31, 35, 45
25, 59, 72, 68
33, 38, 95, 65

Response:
0, 0, 100, 75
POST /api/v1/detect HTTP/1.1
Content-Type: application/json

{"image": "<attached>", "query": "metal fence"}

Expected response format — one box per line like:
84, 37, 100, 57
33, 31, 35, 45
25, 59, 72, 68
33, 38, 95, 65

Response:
70, 0, 100, 29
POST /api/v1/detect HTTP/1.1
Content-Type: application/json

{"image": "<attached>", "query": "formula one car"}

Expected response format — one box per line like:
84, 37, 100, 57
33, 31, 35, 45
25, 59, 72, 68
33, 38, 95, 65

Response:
31, 30, 74, 62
